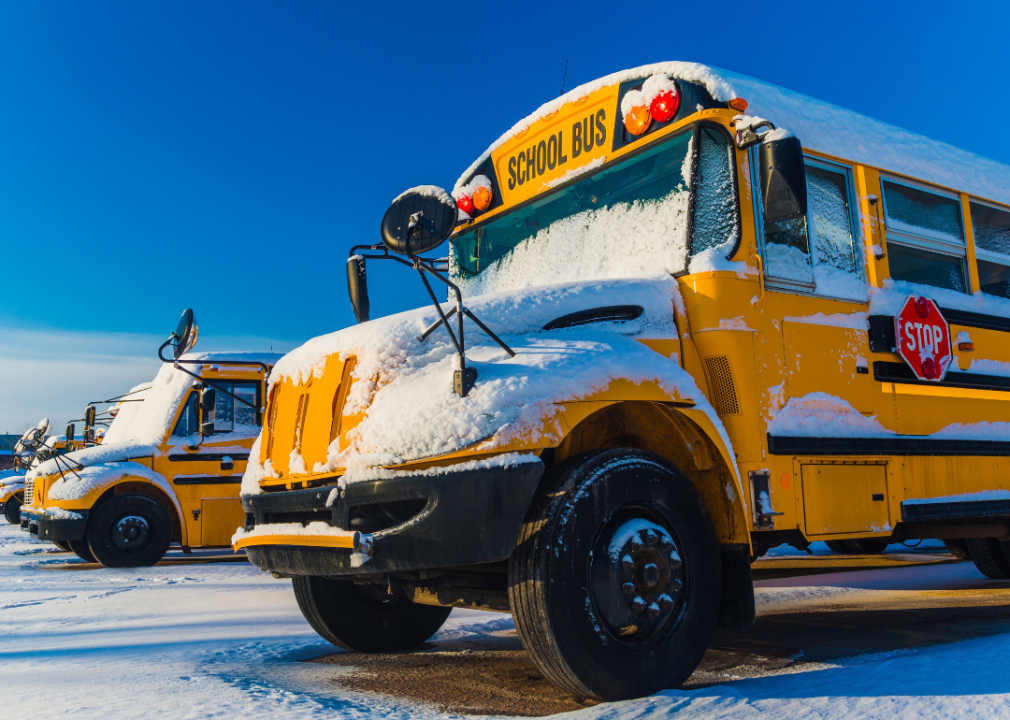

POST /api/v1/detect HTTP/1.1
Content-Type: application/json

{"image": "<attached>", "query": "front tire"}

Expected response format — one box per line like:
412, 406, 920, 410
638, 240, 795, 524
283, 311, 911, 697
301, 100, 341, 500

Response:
87, 494, 173, 568
4, 495, 22, 525
825, 540, 854, 554
292, 576, 452, 652
53, 540, 72, 552
508, 449, 721, 701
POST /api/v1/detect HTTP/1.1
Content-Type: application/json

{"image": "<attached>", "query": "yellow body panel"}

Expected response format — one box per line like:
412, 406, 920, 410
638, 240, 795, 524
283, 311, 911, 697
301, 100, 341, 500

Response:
0, 484, 21, 503
251, 73, 1010, 555
30, 365, 269, 548
234, 532, 357, 551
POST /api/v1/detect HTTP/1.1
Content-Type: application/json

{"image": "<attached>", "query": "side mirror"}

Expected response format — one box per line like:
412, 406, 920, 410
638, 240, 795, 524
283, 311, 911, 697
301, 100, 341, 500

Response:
346, 255, 370, 323
84, 405, 96, 427
200, 387, 217, 436
174, 308, 200, 359
759, 136, 807, 222
65, 423, 75, 442
380, 187, 459, 256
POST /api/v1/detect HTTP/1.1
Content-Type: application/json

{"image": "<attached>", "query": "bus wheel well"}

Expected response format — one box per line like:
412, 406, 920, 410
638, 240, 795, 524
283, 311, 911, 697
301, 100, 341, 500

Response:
94, 482, 182, 544
552, 401, 747, 545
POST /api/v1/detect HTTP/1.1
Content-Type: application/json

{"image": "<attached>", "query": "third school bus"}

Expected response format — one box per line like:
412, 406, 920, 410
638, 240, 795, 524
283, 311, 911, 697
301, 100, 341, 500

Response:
234, 62, 1010, 700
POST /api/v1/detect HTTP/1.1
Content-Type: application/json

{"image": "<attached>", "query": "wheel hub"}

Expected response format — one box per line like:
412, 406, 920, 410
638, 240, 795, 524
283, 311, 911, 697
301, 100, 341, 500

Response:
112, 515, 150, 550
590, 514, 685, 644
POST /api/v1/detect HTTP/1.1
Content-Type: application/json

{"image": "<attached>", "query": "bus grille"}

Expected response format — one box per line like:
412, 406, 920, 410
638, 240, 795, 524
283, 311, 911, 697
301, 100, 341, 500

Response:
23, 476, 34, 506
704, 356, 740, 416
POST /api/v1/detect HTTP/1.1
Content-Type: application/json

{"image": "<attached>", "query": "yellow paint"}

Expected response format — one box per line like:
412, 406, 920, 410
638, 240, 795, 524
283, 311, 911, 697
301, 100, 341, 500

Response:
802, 464, 889, 535
29, 364, 272, 549
247, 69, 1010, 556
233, 533, 357, 551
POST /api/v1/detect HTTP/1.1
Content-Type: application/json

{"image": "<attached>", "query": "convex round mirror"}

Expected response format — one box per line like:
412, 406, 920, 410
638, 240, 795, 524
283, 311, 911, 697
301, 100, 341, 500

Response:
381, 186, 458, 256
84, 405, 96, 427
174, 308, 200, 359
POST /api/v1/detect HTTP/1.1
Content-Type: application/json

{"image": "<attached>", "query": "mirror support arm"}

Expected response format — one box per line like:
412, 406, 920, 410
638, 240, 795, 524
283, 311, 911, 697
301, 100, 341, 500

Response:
348, 239, 514, 397
415, 261, 515, 358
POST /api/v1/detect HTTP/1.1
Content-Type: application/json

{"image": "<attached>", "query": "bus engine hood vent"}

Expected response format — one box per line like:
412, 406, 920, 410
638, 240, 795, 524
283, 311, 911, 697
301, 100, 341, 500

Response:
542, 305, 644, 331
704, 356, 740, 416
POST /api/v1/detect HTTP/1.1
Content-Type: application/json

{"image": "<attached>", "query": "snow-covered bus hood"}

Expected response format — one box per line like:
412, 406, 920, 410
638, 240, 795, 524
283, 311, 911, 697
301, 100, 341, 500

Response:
27, 441, 158, 480
247, 275, 733, 491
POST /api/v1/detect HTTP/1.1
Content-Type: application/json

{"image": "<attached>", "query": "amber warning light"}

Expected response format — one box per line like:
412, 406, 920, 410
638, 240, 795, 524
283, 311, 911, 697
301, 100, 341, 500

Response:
621, 74, 681, 137
455, 174, 493, 216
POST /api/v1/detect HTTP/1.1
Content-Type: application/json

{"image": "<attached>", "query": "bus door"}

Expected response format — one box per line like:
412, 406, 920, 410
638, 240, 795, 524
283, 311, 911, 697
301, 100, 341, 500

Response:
755, 155, 887, 534
158, 381, 259, 546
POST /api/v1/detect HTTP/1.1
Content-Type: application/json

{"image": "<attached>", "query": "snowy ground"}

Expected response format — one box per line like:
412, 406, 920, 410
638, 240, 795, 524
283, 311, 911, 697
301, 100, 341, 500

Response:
3, 523, 1010, 719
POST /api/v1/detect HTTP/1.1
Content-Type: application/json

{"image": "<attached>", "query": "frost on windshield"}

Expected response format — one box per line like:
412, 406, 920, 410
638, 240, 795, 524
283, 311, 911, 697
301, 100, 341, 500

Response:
451, 132, 694, 297
691, 127, 739, 256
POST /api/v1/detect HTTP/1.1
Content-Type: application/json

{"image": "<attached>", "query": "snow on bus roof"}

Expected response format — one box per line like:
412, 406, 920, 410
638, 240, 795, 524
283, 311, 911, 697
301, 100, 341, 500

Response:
454, 61, 733, 191
456, 62, 1010, 207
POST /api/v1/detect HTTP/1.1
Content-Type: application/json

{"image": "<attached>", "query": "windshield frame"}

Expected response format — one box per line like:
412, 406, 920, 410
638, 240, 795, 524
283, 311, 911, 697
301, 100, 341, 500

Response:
448, 120, 741, 283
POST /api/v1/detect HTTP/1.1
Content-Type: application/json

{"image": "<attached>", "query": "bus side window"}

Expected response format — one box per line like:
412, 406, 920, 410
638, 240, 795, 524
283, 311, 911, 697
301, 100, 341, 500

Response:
882, 179, 968, 293
212, 381, 260, 434
759, 159, 863, 298
970, 200, 1010, 298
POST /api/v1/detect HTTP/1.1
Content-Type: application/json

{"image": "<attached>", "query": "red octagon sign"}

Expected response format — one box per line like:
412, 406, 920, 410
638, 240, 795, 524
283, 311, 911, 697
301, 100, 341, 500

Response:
894, 295, 952, 381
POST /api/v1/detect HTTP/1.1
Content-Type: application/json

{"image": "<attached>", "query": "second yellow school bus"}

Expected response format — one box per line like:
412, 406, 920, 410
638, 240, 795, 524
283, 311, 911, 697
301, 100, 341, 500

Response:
236, 62, 1010, 700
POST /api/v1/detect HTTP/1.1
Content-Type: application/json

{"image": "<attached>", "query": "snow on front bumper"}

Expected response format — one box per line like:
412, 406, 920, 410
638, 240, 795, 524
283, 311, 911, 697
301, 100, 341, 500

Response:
239, 454, 544, 576
232, 523, 372, 567
22, 506, 88, 542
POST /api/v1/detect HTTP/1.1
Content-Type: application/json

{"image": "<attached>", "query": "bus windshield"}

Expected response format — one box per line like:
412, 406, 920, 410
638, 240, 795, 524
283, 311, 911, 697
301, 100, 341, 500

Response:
450, 126, 737, 296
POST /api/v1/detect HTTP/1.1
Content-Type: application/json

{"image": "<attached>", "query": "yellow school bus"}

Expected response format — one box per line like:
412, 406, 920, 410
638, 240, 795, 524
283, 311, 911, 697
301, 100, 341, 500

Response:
236, 62, 1010, 700
22, 311, 281, 566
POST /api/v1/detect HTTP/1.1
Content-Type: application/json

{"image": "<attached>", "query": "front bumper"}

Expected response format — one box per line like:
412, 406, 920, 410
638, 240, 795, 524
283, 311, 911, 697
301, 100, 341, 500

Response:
22, 508, 89, 542
241, 457, 544, 576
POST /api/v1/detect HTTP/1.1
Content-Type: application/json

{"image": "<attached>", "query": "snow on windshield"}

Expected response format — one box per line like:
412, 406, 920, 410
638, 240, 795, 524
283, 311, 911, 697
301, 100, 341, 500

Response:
452, 130, 707, 297
101, 383, 153, 445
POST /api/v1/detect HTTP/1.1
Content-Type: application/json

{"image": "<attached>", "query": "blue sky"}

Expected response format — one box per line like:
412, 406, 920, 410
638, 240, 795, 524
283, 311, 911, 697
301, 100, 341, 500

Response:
1, 0, 1008, 430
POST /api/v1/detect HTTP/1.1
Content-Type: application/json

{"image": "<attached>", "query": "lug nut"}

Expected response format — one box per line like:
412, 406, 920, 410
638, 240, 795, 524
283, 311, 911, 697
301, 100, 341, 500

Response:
644, 529, 658, 546
629, 537, 643, 552
631, 596, 646, 612
658, 593, 673, 609
647, 602, 661, 618
669, 578, 683, 591
661, 538, 674, 552
622, 582, 635, 595
620, 554, 635, 571
669, 555, 683, 569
